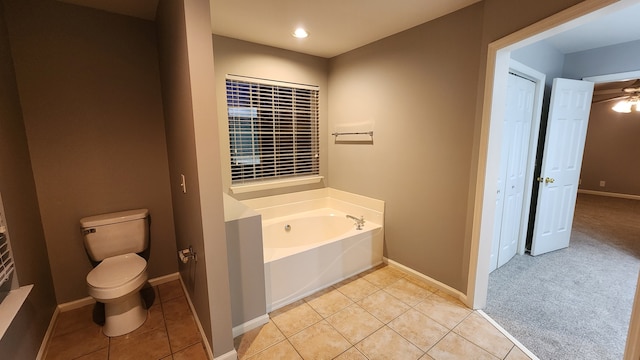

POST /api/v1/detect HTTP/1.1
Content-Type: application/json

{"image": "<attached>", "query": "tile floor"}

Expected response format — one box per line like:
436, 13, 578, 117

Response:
44, 265, 534, 360
43, 279, 208, 360
235, 265, 534, 360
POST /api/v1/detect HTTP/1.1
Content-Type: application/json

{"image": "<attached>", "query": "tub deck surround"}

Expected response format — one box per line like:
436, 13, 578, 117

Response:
241, 188, 385, 312
223, 194, 269, 336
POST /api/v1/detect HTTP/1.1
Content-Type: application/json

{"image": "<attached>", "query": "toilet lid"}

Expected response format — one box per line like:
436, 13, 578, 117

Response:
87, 253, 147, 289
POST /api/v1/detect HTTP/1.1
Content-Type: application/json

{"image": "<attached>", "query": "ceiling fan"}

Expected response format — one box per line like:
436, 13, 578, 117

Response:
592, 79, 640, 113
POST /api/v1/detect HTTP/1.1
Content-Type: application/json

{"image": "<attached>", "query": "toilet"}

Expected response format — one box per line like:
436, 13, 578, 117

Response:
80, 208, 150, 337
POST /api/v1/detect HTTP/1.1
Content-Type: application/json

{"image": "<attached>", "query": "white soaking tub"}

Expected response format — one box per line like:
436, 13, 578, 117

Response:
242, 188, 384, 311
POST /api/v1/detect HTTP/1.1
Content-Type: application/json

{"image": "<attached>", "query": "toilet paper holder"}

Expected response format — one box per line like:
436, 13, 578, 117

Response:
178, 246, 197, 264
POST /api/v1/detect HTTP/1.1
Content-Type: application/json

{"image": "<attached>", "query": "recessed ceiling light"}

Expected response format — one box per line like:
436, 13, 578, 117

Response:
293, 28, 308, 39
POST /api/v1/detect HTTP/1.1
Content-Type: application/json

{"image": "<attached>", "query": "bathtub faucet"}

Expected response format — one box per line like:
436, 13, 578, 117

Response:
346, 215, 365, 230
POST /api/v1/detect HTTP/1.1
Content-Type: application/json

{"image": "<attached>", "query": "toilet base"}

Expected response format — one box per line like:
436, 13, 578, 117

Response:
102, 291, 147, 337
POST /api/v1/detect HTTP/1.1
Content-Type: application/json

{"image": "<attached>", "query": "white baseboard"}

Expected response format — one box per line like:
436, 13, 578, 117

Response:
56, 272, 181, 313
176, 276, 217, 360
215, 348, 239, 360
57, 296, 95, 312
384, 257, 468, 305
148, 272, 180, 287
232, 314, 270, 338
36, 306, 59, 360
578, 189, 640, 201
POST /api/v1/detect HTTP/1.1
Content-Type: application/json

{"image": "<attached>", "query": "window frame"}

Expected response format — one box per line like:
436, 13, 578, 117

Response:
225, 75, 322, 193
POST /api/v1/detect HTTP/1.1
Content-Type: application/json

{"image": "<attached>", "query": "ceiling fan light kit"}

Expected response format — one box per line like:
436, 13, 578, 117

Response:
592, 79, 640, 113
612, 97, 640, 113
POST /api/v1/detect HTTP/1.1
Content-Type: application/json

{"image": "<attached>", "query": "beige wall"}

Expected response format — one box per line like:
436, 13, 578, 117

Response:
580, 103, 640, 195
4, 0, 177, 303
328, 4, 483, 291
157, 0, 234, 356
212, 35, 329, 199
0, 1, 57, 358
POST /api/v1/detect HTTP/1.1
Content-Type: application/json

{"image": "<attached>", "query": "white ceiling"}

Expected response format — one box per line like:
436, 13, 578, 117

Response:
59, 0, 640, 58
209, 0, 481, 58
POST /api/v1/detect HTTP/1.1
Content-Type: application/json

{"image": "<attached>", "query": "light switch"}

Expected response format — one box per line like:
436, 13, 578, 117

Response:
180, 174, 187, 194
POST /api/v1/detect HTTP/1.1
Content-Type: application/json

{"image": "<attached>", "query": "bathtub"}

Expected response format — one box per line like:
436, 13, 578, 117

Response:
242, 188, 384, 312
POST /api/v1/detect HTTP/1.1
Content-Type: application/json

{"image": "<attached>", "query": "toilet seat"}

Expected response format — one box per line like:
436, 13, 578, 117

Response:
87, 253, 148, 302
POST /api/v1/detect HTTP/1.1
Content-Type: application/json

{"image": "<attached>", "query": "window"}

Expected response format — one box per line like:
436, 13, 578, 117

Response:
226, 75, 320, 185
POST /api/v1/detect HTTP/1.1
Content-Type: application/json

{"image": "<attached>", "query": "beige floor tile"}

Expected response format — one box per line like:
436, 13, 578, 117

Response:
355, 326, 424, 360
172, 342, 209, 360
75, 348, 108, 360
414, 293, 472, 329
270, 300, 323, 337
158, 279, 185, 302
333, 347, 368, 360
360, 265, 406, 288
388, 309, 449, 351
51, 304, 97, 338
305, 286, 354, 318
45, 324, 108, 360
162, 295, 192, 323
166, 311, 202, 352
505, 346, 532, 360
326, 303, 384, 344
123, 303, 164, 337
419, 353, 436, 360
246, 340, 302, 360
335, 277, 379, 301
235, 321, 286, 359
427, 332, 498, 360
109, 326, 172, 359
453, 312, 513, 358
358, 289, 410, 323
289, 320, 351, 359
384, 278, 433, 306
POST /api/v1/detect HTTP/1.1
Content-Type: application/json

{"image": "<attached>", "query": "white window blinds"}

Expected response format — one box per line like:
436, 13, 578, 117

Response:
226, 75, 320, 184
0, 207, 14, 289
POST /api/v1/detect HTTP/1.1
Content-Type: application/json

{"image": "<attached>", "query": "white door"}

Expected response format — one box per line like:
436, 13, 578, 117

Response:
530, 78, 594, 256
490, 72, 536, 272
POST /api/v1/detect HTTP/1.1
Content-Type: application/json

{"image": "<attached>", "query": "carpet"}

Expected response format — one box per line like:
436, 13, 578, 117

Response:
484, 193, 640, 360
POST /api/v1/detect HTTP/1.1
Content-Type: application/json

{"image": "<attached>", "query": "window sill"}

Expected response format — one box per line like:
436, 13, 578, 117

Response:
0, 284, 33, 340
230, 176, 324, 194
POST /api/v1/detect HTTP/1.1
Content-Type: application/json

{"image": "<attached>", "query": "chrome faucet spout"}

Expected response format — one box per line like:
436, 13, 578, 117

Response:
346, 215, 365, 230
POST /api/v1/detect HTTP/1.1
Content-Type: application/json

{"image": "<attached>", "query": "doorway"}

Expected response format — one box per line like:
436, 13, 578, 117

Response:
467, 0, 640, 357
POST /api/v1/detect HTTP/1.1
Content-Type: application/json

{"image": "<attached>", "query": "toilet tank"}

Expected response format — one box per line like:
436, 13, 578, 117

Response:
81, 209, 149, 262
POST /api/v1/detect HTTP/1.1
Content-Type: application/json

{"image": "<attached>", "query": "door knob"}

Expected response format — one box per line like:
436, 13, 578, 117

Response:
536, 177, 555, 184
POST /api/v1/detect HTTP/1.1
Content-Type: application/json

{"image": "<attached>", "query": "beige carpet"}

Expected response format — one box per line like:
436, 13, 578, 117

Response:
485, 193, 640, 360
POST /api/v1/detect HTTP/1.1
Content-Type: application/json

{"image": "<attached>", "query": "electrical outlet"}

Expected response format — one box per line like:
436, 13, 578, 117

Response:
599, 180, 606, 187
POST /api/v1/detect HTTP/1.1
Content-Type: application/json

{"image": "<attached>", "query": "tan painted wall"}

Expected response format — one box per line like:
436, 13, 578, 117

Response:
328, 4, 483, 291
157, 0, 234, 355
4, 0, 177, 303
580, 103, 640, 195
0, 1, 56, 357
212, 35, 329, 199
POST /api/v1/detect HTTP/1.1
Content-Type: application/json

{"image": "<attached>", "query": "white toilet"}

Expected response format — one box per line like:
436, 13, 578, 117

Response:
80, 208, 150, 337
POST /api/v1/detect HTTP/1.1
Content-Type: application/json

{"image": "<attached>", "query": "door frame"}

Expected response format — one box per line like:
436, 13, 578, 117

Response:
466, 0, 640, 358
507, 60, 546, 257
